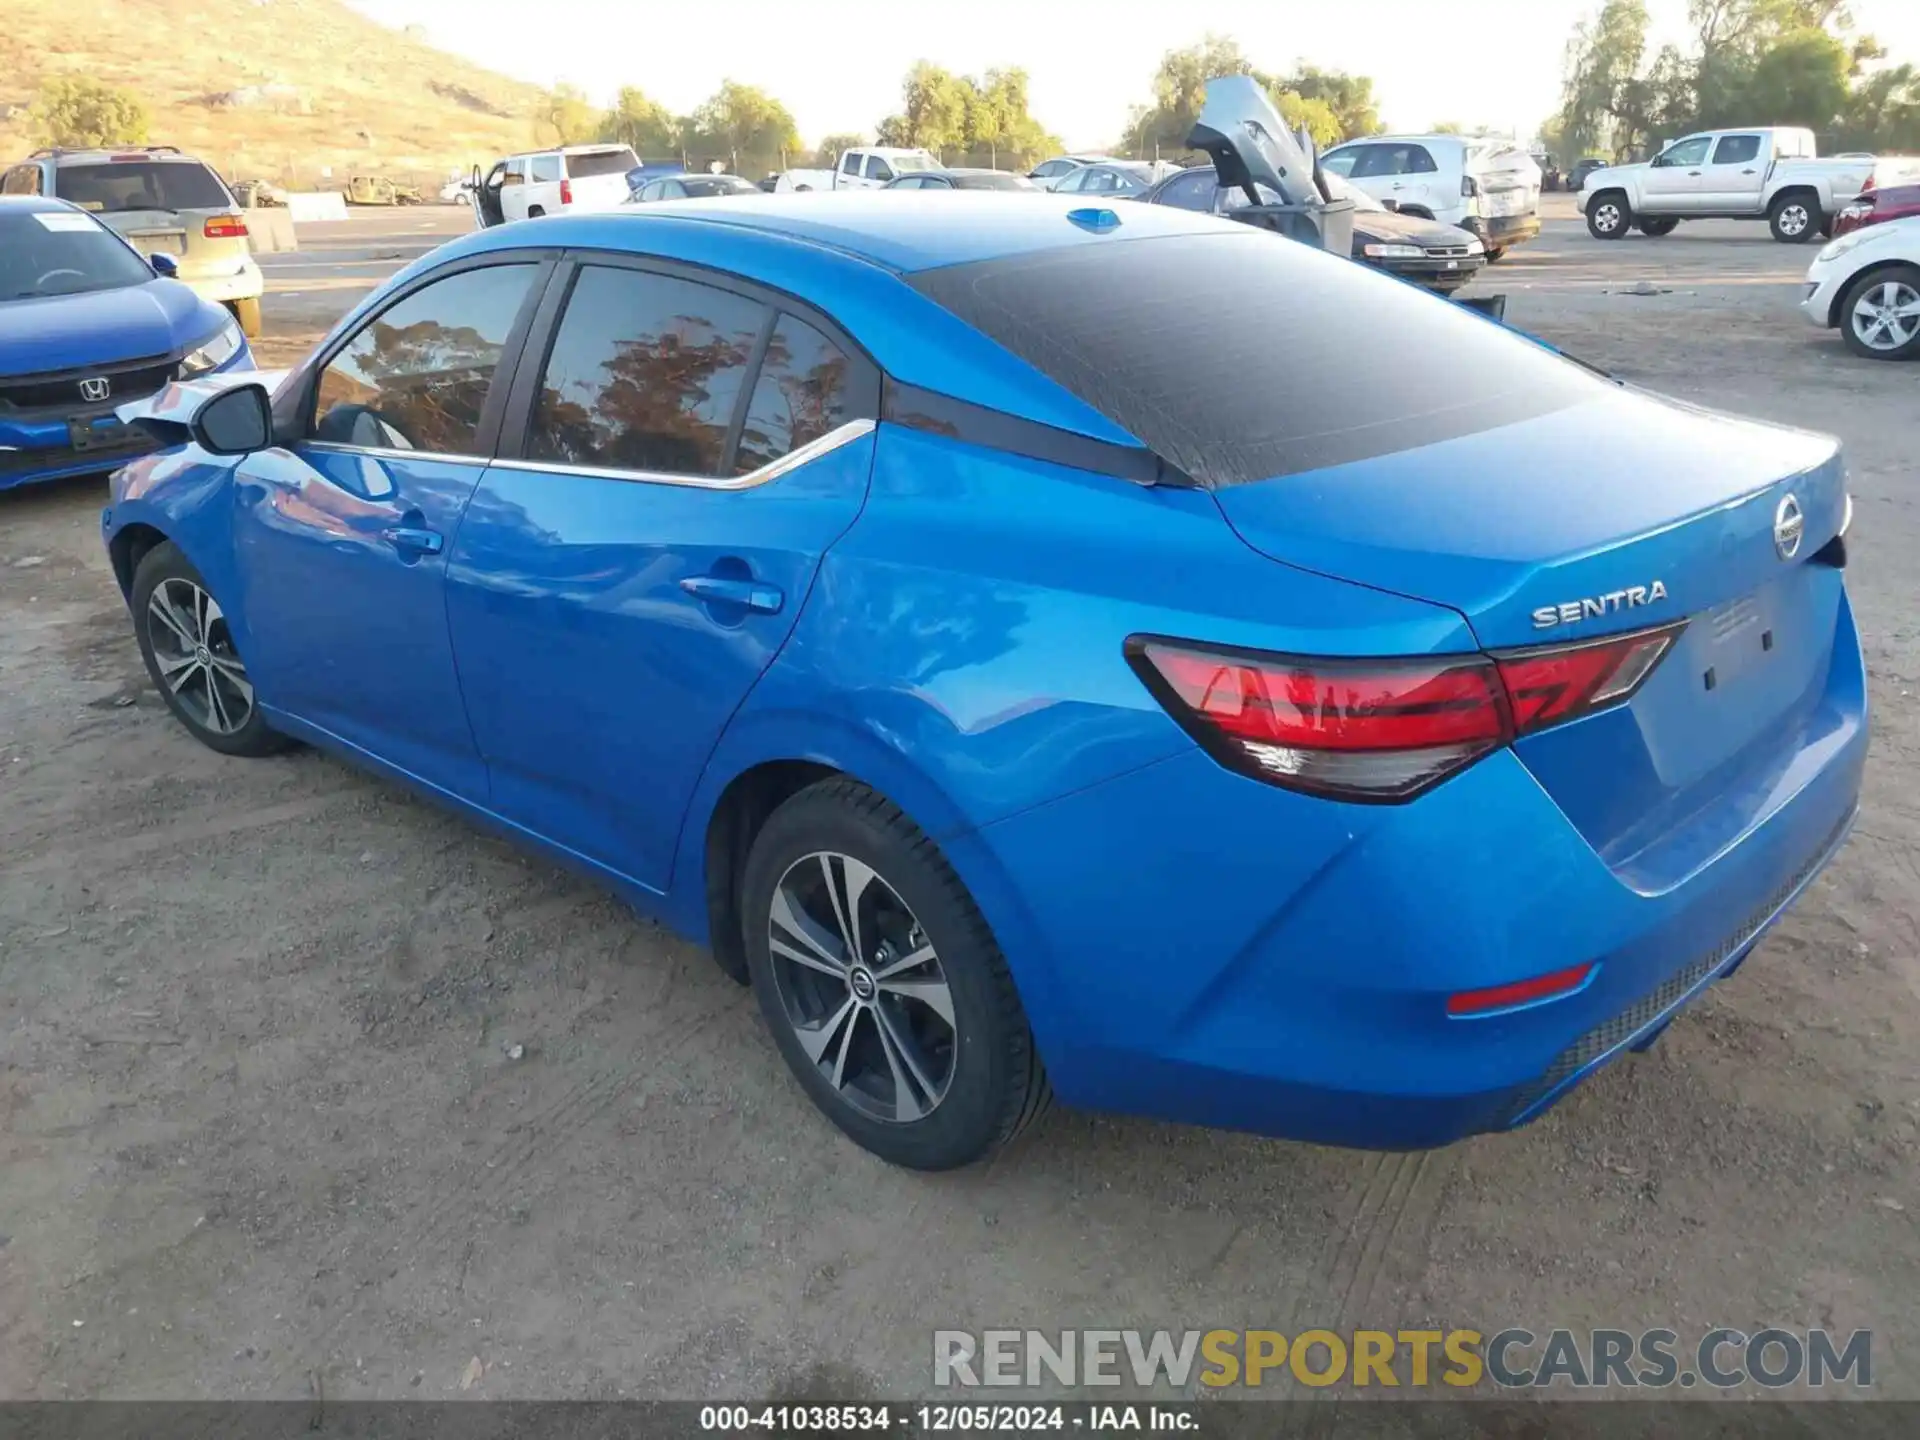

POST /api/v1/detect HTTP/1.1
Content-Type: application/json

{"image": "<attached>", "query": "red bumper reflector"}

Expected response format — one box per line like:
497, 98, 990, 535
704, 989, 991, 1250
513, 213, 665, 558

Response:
1448, 962, 1595, 1016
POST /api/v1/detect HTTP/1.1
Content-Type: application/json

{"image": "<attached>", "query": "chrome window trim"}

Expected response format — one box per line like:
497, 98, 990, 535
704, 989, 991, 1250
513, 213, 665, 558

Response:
489, 417, 876, 491
302, 441, 492, 468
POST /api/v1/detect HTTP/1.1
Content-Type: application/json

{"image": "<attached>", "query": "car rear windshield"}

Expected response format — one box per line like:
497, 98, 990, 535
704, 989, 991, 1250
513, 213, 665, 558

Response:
908, 231, 1605, 487
0, 210, 154, 298
56, 161, 232, 213
567, 148, 642, 179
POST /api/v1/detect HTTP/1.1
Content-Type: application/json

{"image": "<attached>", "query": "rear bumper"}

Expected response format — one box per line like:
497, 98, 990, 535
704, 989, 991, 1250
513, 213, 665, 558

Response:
1470, 213, 1542, 247
178, 259, 264, 304
971, 592, 1869, 1149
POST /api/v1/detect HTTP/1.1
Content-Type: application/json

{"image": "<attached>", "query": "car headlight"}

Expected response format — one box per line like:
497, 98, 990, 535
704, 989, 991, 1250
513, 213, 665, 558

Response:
1465, 237, 1486, 254
1363, 243, 1425, 259
179, 315, 245, 377
1815, 230, 1871, 264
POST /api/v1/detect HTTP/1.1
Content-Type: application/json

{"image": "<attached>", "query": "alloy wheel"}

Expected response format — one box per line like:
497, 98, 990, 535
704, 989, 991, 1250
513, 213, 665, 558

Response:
1594, 202, 1622, 233
145, 577, 254, 735
767, 852, 956, 1124
1778, 203, 1810, 237
1850, 280, 1920, 352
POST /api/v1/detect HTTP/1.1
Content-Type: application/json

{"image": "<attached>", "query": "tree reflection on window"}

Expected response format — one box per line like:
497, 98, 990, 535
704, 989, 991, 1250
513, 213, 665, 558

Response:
529, 267, 765, 475
312, 265, 535, 456
733, 315, 852, 475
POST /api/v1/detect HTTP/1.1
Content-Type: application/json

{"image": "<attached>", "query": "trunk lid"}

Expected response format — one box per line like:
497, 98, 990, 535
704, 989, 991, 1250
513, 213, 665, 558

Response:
1213, 388, 1852, 882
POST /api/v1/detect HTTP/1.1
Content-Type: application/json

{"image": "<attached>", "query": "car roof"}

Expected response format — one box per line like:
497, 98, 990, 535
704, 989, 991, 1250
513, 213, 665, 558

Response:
0, 195, 81, 214
456, 191, 1236, 274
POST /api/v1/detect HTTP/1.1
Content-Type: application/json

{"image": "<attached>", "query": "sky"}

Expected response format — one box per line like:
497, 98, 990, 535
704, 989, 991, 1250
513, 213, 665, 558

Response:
353, 0, 1920, 150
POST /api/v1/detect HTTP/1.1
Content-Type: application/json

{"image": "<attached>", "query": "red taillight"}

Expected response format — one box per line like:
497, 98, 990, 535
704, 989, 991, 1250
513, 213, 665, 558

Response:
1129, 621, 1683, 803
1491, 623, 1685, 734
559, 178, 574, 205
1447, 962, 1595, 1016
203, 214, 248, 239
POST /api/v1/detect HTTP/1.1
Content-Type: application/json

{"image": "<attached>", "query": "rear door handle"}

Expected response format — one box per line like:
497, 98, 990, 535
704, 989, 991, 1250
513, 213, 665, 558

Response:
680, 575, 784, 614
385, 525, 443, 556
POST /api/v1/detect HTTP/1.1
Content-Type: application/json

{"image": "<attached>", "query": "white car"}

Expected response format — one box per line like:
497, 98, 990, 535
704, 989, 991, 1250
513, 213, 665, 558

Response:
774, 147, 939, 193
468, 144, 642, 227
1319, 134, 1541, 259
1801, 214, 1920, 359
1027, 154, 1122, 190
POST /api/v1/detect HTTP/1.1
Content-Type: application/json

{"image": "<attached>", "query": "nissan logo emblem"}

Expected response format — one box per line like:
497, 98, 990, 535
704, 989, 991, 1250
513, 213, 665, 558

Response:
79, 377, 112, 402
1774, 494, 1804, 561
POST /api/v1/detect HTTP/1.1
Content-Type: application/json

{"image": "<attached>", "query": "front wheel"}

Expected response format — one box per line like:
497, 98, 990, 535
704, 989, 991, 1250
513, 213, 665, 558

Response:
1635, 217, 1679, 236
1769, 193, 1819, 243
1484, 246, 1508, 262
132, 542, 289, 757
1839, 264, 1920, 360
742, 779, 1051, 1170
1586, 192, 1630, 239
227, 296, 262, 337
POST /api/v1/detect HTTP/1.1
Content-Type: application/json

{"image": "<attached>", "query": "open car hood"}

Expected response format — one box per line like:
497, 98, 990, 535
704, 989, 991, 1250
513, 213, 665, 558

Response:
1189, 75, 1319, 205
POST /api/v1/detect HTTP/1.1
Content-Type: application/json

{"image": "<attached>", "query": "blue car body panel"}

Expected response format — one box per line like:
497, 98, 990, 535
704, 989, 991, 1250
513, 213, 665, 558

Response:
101, 195, 1869, 1148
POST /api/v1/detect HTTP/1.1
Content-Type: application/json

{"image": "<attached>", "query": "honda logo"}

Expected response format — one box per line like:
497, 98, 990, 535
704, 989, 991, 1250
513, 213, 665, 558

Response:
79, 377, 111, 402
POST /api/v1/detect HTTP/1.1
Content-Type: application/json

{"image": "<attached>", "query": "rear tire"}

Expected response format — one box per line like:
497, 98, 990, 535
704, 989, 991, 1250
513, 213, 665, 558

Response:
1586, 191, 1631, 239
1838, 263, 1920, 360
741, 778, 1051, 1170
131, 542, 290, 758
1769, 191, 1819, 243
227, 296, 262, 338
1635, 217, 1679, 236
526, 205, 545, 218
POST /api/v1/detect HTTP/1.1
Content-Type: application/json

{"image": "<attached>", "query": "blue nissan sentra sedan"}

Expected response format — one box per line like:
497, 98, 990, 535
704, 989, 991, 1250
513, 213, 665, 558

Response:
1, 196, 252, 492
100, 191, 1866, 1169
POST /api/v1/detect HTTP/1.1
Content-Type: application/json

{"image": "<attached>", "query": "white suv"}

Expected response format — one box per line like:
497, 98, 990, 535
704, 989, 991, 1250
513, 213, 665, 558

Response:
470, 144, 643, 228
1320, 135, 1542, 259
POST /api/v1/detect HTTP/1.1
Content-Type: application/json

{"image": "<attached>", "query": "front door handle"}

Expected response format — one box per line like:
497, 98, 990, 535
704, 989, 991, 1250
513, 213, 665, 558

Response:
385, 525, 444, 556
1741, 168, 1756, 174
680, 575, 784, 614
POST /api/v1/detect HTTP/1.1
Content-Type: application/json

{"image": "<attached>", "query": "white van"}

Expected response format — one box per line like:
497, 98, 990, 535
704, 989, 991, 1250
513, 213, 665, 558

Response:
1320, 134, 1543, 258
470, 144, 642, 228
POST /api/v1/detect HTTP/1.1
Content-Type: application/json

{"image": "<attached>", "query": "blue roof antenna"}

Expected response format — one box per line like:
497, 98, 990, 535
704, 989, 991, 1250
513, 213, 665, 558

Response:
1066, 207, 1122, 233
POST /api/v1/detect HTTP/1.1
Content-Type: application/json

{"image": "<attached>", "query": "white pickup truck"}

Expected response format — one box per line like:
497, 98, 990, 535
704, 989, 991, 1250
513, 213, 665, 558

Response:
774, 147, 939, 193
1580, 126, 1920, 242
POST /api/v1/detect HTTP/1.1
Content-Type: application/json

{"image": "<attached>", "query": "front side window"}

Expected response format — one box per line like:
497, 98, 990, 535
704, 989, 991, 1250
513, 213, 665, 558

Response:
867, 158, 895, 183
1711, 134, 1761, 165
1659, 137, 1712, 167
530, 155, 562, 184
526, 265, 766, 475
733, 314, 855, 474
312, 263, 537, 455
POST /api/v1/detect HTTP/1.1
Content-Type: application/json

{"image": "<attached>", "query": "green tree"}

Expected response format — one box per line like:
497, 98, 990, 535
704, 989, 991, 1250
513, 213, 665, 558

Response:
1737, 26, 1851, 129
1429, 120, 1467, 134
687, 81, 802, 174
1273, 90, 1343, 149
880, 61, 972, 153
539, 84, 600, 146
30, 76, 148, 148
1281, 66, 1381, 139
603, 86, 678, 157
812, 133, 868, 167
1555, 0, 1651, 158
1141, 34, 1264, 156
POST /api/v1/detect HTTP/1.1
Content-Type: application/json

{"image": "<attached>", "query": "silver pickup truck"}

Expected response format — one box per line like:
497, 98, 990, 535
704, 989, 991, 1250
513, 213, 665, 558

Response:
1580, 126, 1920, 243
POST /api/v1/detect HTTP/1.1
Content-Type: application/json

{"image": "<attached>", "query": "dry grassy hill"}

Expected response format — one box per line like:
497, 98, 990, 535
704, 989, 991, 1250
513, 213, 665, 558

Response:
2, 0, 550, 186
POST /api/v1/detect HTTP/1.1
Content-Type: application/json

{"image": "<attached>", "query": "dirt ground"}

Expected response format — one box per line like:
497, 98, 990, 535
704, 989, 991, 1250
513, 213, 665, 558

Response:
1, 197, 1917, 1403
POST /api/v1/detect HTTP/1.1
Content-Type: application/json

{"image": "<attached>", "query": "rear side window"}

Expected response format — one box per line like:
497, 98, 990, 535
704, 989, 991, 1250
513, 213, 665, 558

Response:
567, 148, 641, 179
908, 233, 1604, 487
3, 164, 44, 195
733, 315, 855, 474
529, 155, 562, 183
1155, 169, 1217, 212
313, 263, 537, 455
527, 265, 765, 475
841, 153, 863, 176
56, 161, 231, 213
1712, 134, 1762, 165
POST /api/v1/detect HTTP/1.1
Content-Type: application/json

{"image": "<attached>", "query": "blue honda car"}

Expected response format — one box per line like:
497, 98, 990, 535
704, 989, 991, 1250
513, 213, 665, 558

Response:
100, 191, 1865, 1169
1, 196, 252, 493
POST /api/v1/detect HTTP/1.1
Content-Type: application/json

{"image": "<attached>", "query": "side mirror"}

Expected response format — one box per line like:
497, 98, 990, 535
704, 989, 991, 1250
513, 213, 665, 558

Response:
191, 383, 273, 456
150, 252, 179, 278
